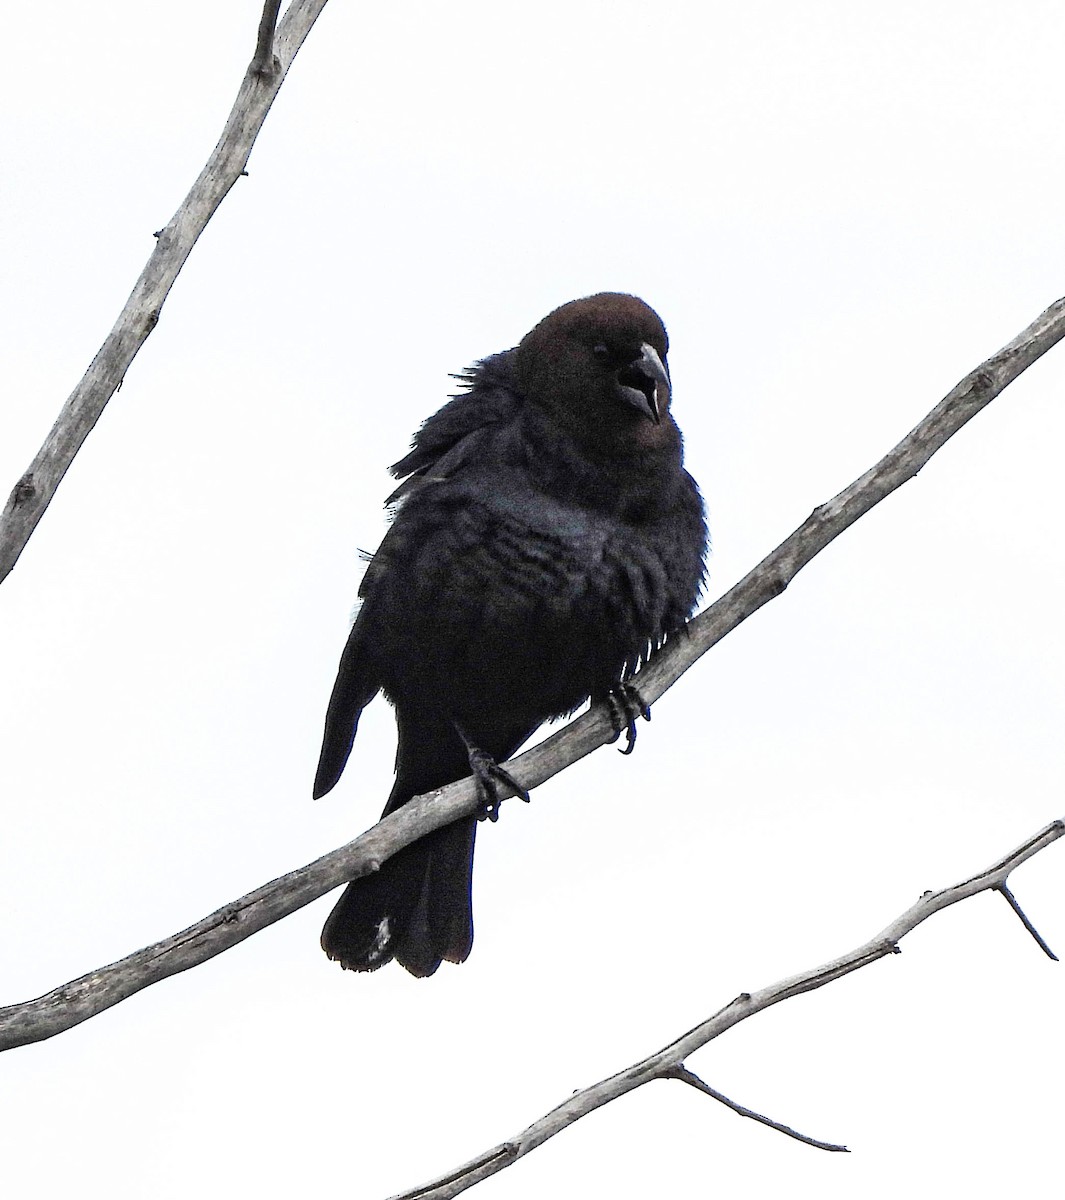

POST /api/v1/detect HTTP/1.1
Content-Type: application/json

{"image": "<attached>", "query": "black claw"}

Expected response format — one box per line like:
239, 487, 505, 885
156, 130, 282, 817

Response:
456, 726, 531, 822
606, 683, 651, 755
493, 764, 532, 805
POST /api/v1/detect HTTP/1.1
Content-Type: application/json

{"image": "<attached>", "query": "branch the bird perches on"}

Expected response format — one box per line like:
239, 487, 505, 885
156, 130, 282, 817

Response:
2, 295, 1064, 1050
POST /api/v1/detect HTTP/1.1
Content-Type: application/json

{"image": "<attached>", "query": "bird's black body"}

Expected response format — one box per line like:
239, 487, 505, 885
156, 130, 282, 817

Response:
315, 294, 706, 976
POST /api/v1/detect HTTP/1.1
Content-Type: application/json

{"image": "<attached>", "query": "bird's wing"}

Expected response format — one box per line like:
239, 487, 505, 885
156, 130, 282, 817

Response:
314, 354, 524, 799
313, 601, 384, 799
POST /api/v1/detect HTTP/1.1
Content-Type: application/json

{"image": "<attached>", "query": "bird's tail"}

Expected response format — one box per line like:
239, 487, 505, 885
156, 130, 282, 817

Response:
320, 816, 477, 977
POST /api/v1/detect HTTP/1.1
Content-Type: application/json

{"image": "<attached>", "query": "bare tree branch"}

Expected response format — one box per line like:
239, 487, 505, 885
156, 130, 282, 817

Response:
636, 294, 1065, 707
2, 297, 1063, 1050
0, 0, 330, 586
388, 821, 1063, 1200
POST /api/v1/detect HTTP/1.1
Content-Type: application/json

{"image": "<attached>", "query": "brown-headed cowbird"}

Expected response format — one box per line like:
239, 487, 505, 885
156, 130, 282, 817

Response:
314, 293, 706, 976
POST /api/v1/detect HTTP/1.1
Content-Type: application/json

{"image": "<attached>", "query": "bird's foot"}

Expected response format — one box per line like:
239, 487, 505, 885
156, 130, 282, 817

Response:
467, 747, 531, 822
455, 726, 531, 823
606, 682, 651, 755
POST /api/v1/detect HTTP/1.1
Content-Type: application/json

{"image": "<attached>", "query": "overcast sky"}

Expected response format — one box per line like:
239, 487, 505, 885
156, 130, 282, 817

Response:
2, 3, 1063, 1197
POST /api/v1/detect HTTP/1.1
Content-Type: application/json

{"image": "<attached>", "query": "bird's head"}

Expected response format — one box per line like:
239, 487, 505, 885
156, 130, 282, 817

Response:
515, 294, 672, 435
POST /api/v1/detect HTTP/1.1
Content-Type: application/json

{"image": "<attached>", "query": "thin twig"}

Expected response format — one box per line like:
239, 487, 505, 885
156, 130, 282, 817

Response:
388, 821, 1062, 1200
997, 882, 1059, 960
665, 1065, 849, 1153
251, 0, 284, 76
1, 300, 1064, 1048
0, 0, 330, 586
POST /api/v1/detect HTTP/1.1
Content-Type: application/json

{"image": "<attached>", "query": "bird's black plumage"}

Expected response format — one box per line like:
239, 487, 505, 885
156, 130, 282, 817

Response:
315, 293, 706, 976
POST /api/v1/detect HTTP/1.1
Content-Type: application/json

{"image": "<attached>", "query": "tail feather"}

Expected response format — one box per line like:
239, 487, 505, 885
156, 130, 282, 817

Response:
321, 819, 477, 976
318, 706, 527, 976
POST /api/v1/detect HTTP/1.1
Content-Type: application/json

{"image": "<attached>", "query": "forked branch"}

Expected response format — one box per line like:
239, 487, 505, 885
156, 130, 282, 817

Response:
252, 0, 285, 76
389, 821, 1063, 1200
664, 1065, 849, 1153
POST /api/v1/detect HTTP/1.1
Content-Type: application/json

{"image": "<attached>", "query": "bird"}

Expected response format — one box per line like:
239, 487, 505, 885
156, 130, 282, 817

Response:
314, 293, 707, 976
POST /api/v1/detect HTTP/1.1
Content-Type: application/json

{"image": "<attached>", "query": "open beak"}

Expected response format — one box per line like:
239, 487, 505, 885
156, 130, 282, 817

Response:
616, 343, 669, 424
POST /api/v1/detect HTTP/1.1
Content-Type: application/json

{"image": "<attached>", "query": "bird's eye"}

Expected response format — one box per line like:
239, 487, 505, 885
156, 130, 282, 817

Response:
592, 343, 610, 361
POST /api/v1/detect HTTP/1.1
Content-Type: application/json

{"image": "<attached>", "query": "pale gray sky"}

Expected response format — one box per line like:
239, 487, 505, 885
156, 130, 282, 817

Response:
2, 3, 1063, 1197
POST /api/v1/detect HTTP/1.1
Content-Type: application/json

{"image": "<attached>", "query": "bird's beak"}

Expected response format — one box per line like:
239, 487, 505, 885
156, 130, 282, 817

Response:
616, 343, 669, 425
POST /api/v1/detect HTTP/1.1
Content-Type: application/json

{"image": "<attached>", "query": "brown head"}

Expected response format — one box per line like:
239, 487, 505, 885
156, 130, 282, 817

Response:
514, 294, 673, 448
